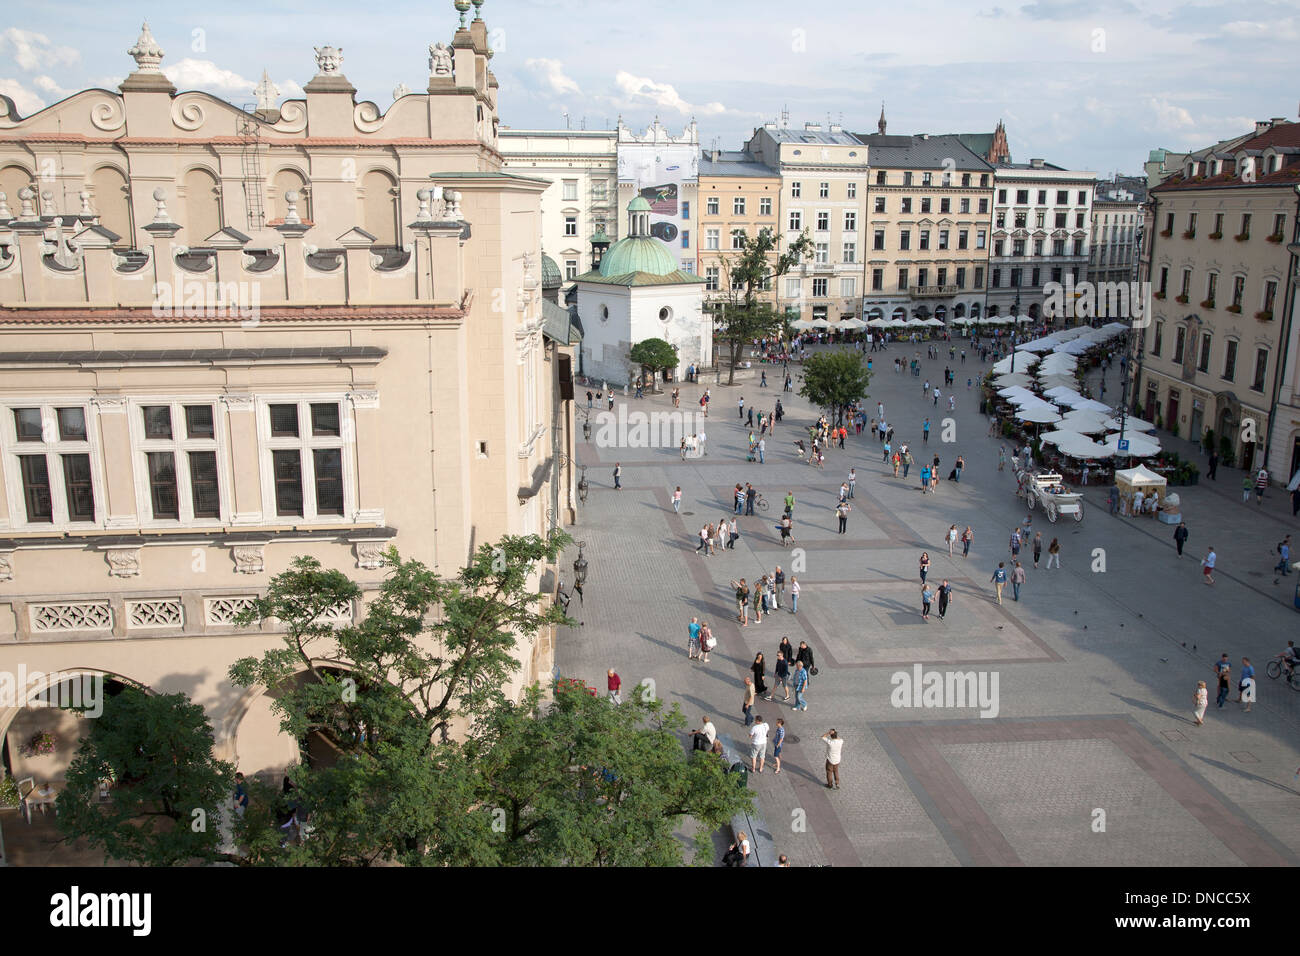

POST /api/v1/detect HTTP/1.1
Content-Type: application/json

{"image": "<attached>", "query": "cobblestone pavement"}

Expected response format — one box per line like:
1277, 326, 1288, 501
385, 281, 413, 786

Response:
557, 344, 1300, 867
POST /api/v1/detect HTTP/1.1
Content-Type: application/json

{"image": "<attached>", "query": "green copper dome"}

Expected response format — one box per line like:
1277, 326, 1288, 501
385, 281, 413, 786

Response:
599, 236, 678, 277
540, 252, 562, 288
627, 196, 652, 212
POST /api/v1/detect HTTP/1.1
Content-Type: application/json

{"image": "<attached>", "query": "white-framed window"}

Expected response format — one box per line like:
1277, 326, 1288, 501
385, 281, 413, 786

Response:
846, 182, 856, 198
130, 400, 228, 525
785, 278, 801, 298
707, 196, 719, 215
760, 197, 772, 215
564, 216, 578, 237
844, 211, 857, 232
842, 241, 856, 263
819, 182, 829, 198
840, 277, 856, 298
705, 266, 720, 291
816, 211, 830, 231
706, 228, 720, 250
257, 397, 354, 523
733, 196, 746, 215
731, 229, 745, 250
790, 181, 801, 198
565, 259, 578, 280
789, 210, 802, 230
593, 180, 607, 201
815, 242, 829, 264
812, 278, 828, 297
2, 402, 104, 530
562, 180, 578, 201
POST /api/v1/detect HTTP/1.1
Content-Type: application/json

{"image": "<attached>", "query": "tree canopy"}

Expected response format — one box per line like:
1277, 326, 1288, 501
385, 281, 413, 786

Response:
629, 337, 679, 391
799, 349, 871, 424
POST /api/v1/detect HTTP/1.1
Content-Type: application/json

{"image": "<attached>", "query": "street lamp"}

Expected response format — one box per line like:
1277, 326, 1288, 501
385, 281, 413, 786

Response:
580, 407, 592, 442
577, 465, 589, 505
572, 541, 588, 586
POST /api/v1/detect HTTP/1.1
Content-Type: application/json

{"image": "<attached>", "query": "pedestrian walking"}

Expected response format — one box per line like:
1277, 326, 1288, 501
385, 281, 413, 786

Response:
688, 616, 701, 659
1235, 657, 1255, 703
902, 449, 913, 478
778, 635, 795, 669
848, 467, 857, 499
742, 676, 756, 726
1201, 546, 1216, 585
748, 715, 769, 773
1275, 535, 1292, 575
752, 652, 768, 697
822, 730, 842, 790
1207, 451, 1218, 480
1193, 680, 1208, 725
1213, 654, 1231, 708
990, 562, 1007, 604
672, 486, 682, 513
947, 524, 958, 556
758, 437, 766, 463
734, 578, 750, 626
919, 551, 931, 583
1032, 532, 1042, 568
613, 462, 622, 490
1011, 561, 1026, 601
796, 640, 815, 689
607, 668, 622, 705
937, 579, 952, 619
792, 661, 809, 711
920, 464, 931, 493
790, 576, 801, 613
923, 418, 931, 443
699, 621, 715, 663
921, 582, 934, 621
738, 396, 745, 419
836, 500, 850, 534
962, 525, 973, 558
772, 718, 786, 773
1009, 528, 1021, 558
1255, 467, 1269, 504
1241, 476, 1252, 503
998, 445, 1007, 471
1174, 521, 1188, 557
1046, 537, 1061, 569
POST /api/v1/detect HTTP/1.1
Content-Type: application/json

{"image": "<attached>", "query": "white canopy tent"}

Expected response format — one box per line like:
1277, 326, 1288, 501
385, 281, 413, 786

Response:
1115, 463, 1168, 487
1069, 398, 1114, 413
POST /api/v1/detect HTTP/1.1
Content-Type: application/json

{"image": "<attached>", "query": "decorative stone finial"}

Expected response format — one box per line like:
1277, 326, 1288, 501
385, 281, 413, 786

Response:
415, 188, 432, 220
393, 82, 411, 100
313, 45, 343, 76
445, 189, 462, 219
0, 191, 10, 220
283, 190, 302, 225
79, 190, 93, 217
254, 70, 279, 111
151, 187, 171, 223
128, 21, 165, 73
429, 42, 453, 76
472, 0, 485, 20
454, 0, 471, 28
40, 190, 54, 217
17, 186, 36, 219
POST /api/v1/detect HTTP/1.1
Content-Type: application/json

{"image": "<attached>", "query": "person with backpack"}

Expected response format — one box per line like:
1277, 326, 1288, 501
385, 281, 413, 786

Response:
1276, 535, 1292, 576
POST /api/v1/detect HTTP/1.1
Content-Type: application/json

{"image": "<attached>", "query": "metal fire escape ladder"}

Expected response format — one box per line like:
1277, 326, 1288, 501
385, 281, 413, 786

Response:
238, 105, 266, 231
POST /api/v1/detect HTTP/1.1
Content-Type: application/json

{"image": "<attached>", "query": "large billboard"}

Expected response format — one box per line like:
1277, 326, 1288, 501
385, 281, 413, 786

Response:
618, 123, 697, 266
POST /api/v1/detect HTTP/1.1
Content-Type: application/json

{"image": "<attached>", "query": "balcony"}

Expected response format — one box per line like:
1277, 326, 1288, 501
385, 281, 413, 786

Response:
913, 285, 959, 297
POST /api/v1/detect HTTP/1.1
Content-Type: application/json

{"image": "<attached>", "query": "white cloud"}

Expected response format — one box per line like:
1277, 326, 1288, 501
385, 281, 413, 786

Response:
614, 71, 726, 116
163, 58, 256, 95
31, 75, 73, 99
0, 77, 46, 116
524, 58, 580, 97
280, 79, 305, 99
0, 28, 79, 71
1147, 96, 1195, 132
1221, 18, 1298, 41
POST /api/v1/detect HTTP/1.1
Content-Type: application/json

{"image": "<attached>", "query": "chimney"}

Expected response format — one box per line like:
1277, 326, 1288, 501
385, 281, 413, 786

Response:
804, 122, 821, 131
1255, 121, 1270, 135
1030, 158, 1045, 168
713, 149, 720, 162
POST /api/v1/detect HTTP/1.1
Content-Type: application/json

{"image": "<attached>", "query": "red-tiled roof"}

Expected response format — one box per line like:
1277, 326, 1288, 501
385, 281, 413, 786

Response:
1153, 122, 1300, 192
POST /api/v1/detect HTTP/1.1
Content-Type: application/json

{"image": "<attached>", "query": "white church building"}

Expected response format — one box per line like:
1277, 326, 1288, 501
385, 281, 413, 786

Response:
576, 197, 709, 384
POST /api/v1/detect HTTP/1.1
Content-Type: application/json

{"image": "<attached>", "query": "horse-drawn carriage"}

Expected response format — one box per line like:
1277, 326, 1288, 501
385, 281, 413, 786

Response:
1015, 469, 1084, 522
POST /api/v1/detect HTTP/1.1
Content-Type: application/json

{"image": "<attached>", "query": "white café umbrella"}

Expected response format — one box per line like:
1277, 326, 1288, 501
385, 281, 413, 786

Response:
808, 319, 830, 329
791, 319, 817, 330
923, 317, 945, 326
994, 373, 1035, 388
888, 317, 909, 328
1058, 410, 1110, 433
1016, 405, 1064, 424
998, 385, 1038, 400
1043, 431, 1113, 458
1101, 431, 1162, 457
1015, 314, 1033, 324
1070, 398, 1114, 413
839, 318, 866, 329
993, 353, 1039, 374
1103, 415, 1157, 433
1042, 385, 1083, 399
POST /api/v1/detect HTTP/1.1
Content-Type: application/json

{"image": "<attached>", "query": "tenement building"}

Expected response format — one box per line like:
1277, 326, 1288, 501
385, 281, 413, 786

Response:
0, 10, 575, 786
1140, 119, 1300, 474
697, 148, 782, 309
1089, 175, 1146, 288
987, 159, 1095, 321
855, 119, 995, 325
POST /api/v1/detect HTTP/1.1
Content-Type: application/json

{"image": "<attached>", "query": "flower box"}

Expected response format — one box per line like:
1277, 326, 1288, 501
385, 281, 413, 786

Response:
1226, 304, 1241, 314
1153, 291, 1166, 300
1175, 294, 1189, 304
1267, 233, 1283, 244
1182, 230, 1196, 239
1208, 231, 1223, 240
1159, 229, 1172, 237
1234, 233, 1249, 242
20, 731, 56, 757
1256, 310, 1273, 321
1200, 299, 1215, 309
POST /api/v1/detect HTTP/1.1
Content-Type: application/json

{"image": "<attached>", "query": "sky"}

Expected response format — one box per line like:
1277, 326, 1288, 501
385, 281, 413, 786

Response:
1, 0, 1295, 177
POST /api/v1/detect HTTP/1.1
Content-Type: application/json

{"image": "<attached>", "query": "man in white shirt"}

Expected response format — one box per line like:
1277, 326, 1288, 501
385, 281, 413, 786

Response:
822, 729, 843, 789
749, 716, 769, 773
698, 428, 707, 456
692, 715, 717, 751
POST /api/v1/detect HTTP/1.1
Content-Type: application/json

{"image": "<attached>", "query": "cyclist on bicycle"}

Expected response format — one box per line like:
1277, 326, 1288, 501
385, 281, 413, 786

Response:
1279, 641, 1298, 677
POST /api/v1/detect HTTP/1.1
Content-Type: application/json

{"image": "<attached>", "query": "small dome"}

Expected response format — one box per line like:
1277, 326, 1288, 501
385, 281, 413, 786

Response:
599, 236, 678, 277
627, 196, 652, 212
540, 252, 562, 289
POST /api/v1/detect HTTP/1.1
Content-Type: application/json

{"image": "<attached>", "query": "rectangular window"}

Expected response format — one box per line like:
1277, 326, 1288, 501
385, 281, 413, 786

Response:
143, 405, 173, 440
1252, 348, 1268, 392
1078, 190, 1087, 205
1055, 212, 1067, 228
19, 454, 53, 522
991, 268, 1001, 288
874, 230, 885, 250
1010, 267, 1022, 287
1205, 272, 1217, 305
974, 266, 984, 287
732, 230, 746, 251
1031, 267, 1040, 287
847, 182, 856, 198
816, 211, 830, 231
61, 453, 94, 521
1172, 326, 1185, 364
1051, 266, 1063, 284
188, 450, 219, 518
1273, 213, 1286, 240
994, 240, 1005, 257
564, 216, 578, 237
840, 277, 856, 298
842, 241, 856, 263
1240, 213, 1251, 239
785, 278, 801, 298
1016, 189, 1029, 204
962, 173, 971, 187
918, 172, 930, 187
978, 198, 988, 214
733, 197, 746, 215
936, 231, 948, 251
310, 403, 340, 437
760, 197, 771, 215
57, 407, 87, 441
1151, 321, 1163, 357
1056, 190, 1068, 205
790, 181, 801, 198
958, 230, 968, 250
818, 182, 829, 198
898, 268, 908, 290
976, 230, 986, 250
707, 197, 719, 215
313, 449, 344, 516
14, 408, 43, 441
960, 198, 970, 214
844, 211, 856, 232
1263, 279, 1278, 313
272, 449, 303, 517
565, 260, 578, 280
1198, 332, 1212, 373
1222, 339, 1237, 381
789, 210, 802, 230
872, 269, 883, 291
1186, 212, 1197, 237
899, 230, 910, 250
917, 268, 929, 288
940, 198, 951, 214
919, 230, 930, 251
184, 404, 214, 440
812, 278, 828, 297
1231, 275, 1244, 309
921, 198, 932, 214
705, 266, 719, 291
901, 198, 913, 214
147, 451, 179, 520
679, 230, 689, 249
562, 180, 578, 201
936, 268, 947, 287
681, 200, 689, 220
815, 242, 829, 264
270, 404, 299, 438
706, 228, 720, 250
1015, 212, 1028, 229
1033, 238, 1044, 256
1180, 269, 1191, 298
1159, 266, 1169, 296
956, 266, 966, 289
1076, 212, 1086, 228
874, 196, 886, 213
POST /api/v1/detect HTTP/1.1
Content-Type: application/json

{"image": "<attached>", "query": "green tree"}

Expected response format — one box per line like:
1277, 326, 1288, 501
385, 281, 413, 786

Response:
711, 228, 814, 385
57, 687, 237, 866
799, 349, 871, 425
458, 679, 752, 866
629, 337, 679, 392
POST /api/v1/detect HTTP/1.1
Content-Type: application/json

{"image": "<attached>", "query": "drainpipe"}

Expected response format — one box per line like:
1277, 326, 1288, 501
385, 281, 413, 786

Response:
1264, 184, 1300, 479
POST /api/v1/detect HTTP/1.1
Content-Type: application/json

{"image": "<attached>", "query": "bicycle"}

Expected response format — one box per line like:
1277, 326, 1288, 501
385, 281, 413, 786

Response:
754, 494, 769, 512
1264, 658, 1300, 691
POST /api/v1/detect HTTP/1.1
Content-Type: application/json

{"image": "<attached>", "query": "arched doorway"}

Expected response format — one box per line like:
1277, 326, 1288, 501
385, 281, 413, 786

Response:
970, 302, 981, 320
987, 304, 1000, 317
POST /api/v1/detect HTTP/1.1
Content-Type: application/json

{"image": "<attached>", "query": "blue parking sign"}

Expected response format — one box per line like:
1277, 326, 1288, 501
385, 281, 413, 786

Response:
1117, 439, 1130, 452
